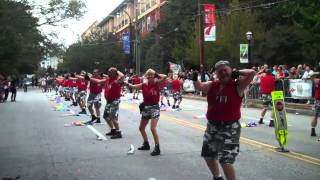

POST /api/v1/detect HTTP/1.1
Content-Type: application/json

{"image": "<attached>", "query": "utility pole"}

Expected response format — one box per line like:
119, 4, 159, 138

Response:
134, 0, 141, 75
198, 0, 205, 69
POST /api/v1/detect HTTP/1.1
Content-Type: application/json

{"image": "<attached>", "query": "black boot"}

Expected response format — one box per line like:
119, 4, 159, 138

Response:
172, 105, 176, 109
150, 144, 160, 156
258, 118, 264, 124
213, 176, 224, 180
106, 129, 117, 136
95, 117, 101, 124
269, 120, 275, 127
111, 130, 122, 139
311, 128, 317, 137
85, 115, 96, 125
138, 141, 150, 150
167, 100, 171, 106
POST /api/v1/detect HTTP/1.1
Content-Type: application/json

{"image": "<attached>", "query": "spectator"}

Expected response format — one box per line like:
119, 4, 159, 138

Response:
302, 65, 314, 79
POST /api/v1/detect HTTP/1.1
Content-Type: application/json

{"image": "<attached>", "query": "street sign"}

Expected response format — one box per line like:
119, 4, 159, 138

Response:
240, 44, 248, 63
271, 91, 289, 150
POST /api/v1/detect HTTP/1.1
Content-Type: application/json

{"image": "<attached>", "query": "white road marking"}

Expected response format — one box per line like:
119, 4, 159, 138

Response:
86, 125, 107, 141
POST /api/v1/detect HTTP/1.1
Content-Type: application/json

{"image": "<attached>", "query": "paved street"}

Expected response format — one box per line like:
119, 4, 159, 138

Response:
0, 88, 319, 180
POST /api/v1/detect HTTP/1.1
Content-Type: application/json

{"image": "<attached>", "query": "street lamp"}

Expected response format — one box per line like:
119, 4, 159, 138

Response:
246, 31, 253, 67
117, 10, 134, 71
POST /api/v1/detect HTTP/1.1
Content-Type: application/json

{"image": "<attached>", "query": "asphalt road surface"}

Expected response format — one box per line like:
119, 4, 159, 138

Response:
0, 88, 319, 180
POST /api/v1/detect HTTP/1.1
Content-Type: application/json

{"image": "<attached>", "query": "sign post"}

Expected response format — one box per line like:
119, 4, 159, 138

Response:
271, 91, 289, 152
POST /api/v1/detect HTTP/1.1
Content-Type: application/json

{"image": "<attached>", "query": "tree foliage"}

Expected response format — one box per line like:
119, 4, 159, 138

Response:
0, 0, 86, 76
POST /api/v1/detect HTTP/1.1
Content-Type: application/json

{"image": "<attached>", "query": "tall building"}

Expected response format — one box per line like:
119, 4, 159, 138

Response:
81, 21, 99, 41
97, 0, 167, 37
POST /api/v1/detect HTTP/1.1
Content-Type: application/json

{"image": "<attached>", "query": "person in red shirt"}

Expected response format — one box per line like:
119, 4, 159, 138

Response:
131, 74, 141, 99
126, 69, 167, 156
160, 77, 171, 107
171, 74, 184, 109
69, 73, 79, 106
76, 71, 89, 114
85, 69, 103, 124
258, 67, 276, 126
193, 60, 255, 180
90, 67, 124, 139
310, 70, 320, 136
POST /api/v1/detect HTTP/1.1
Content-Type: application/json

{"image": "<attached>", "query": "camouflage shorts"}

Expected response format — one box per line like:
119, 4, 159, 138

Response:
201, 121, 241, 164
87, 93, 101, 108
103, 99, 120, 120
173, 91, 182, 100
262, 94, 272, 107
77, 90, 87, 102
160, 88, 170, 97
141, 104, 160, 120
314, 100, 320, 114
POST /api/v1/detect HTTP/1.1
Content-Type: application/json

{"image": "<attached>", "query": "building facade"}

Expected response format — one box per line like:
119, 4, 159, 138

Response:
97, 0, 167, 37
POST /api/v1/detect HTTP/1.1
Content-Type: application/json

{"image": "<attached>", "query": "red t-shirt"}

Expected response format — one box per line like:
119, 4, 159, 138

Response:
160, 79, 168, 89
63, 79, 71, 87
260, 74, 276, 94
89, 77, 103, 94
104, 78, 121, 102
70, 79, 78, 87
77, 79, 88, 91
172, 79, 181, 92
315, 81, 320, 100
278, 71, 284, 78
142, 82, 160, 105
132, 76, 141, 85
206, 80, 243, 122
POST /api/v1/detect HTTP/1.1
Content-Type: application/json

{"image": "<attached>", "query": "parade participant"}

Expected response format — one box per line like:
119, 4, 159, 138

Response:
126, 69, 167, 156
132, 74, 141, 99
310, 70, 320, 136
171, 74, 184, 109
258, 67, 276, 127
63, 75, 72, 101
76, 71, 89, 114
193, 60, 255, 180
86, 69, 103, 124
69, 74, 79, 106
90, 68, 124, 139
160, 76, 170, 107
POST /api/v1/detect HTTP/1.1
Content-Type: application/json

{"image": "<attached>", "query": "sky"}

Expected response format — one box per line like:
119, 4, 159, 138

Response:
37, 0, 123, 46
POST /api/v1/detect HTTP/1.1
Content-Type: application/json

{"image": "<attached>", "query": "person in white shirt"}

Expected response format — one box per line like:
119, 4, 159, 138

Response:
302, 66, 314, 79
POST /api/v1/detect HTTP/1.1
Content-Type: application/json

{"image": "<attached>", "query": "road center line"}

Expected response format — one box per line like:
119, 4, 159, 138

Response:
121, 102, 320, 166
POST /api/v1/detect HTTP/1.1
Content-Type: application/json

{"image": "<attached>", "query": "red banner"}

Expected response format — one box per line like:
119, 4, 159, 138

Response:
203, 4, 216, 41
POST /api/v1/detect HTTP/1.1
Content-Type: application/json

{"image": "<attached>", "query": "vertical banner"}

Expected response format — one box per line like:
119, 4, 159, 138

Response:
271, 91, 288, 149
240, 44, 249, 63
123, 32, 130, 55
203, 4, 216, 41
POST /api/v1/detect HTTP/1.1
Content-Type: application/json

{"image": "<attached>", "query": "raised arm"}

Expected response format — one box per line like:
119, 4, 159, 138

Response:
192, 71, 212, 94
90, 77, 106, 84
237, 69, 256, 96
156, 73, 167, 85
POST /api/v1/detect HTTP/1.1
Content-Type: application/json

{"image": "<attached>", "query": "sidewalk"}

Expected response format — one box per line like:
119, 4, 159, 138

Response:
183, 94, 313, 116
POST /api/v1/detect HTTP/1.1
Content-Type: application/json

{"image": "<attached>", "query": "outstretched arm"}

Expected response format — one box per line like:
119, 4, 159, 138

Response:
125, 82, 143, 90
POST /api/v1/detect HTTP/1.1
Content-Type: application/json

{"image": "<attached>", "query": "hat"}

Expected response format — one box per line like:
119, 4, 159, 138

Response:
215, 60, 231, 69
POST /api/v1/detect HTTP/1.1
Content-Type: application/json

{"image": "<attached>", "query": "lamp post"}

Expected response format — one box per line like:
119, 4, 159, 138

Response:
246, 31, 253, 67
118, 10, 134, 71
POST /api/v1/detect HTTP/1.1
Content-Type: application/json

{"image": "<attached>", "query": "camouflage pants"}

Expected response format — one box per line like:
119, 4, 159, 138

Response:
314, 100, 320, 114
141, 104, 160, 120
201, 121, 241, 164
173, 91, 182, 100
103, 99, 120, 120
